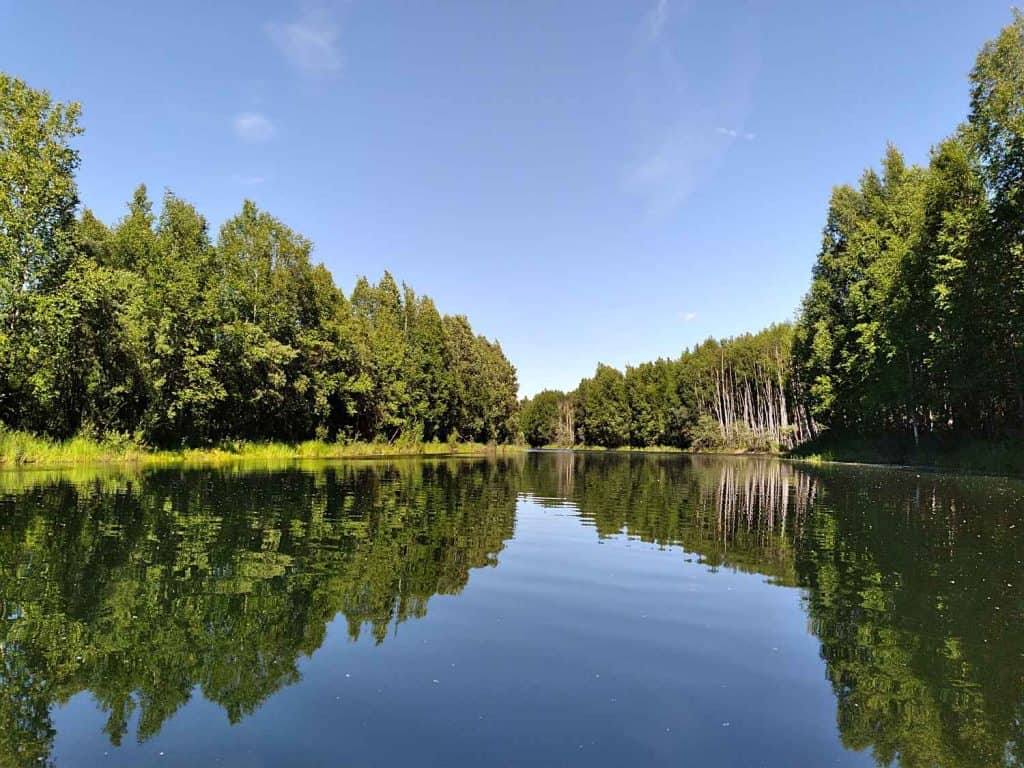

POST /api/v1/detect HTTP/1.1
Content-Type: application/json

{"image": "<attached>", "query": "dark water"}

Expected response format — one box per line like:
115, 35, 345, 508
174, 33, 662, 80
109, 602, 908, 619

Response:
1, 453, 1022, 767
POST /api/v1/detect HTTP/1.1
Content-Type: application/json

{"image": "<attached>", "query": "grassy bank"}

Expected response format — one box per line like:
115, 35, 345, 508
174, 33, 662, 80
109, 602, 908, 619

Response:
788, 432, 1024, 476
534, 445, 789, 457
0, 429, 522, 469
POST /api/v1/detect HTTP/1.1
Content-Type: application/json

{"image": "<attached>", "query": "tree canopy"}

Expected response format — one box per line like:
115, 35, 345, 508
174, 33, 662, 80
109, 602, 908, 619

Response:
0, 74, 518, 447
793, 12, 1024, 443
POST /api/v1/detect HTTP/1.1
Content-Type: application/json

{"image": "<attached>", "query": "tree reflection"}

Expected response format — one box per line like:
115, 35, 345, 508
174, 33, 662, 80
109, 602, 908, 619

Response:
0, 456, 1022, 767
521, 452, 813, 584
0, 461, 518, 765
522, 454, 1024, 767
795, 468, 1024, 768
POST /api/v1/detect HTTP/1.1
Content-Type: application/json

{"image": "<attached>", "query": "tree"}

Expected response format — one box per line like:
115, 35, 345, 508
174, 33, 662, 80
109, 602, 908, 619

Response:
214, 200, 332, 439
129, 193, 225, 445
967, 10, 1024, 427
576, 364, 630, 447
520, 390, 563, 447
403, 291, 451, 441
0, 74, 81, 323
0, 70, 521, 447
793, 12, 1024, 443
0, 74, 82, 430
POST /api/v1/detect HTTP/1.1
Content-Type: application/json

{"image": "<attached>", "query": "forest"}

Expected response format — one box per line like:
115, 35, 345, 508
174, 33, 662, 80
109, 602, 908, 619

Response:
0, 73, 518, 448
523, 13, 1024, 455
519, 323, 813, 451
2, 12, 1024, 457
793, 11, 1024, 446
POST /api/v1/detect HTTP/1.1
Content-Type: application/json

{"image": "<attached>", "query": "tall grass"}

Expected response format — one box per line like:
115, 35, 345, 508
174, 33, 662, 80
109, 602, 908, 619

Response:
537, 444, 779, 455
0, 429, 152, 466
0, 428, 523, 469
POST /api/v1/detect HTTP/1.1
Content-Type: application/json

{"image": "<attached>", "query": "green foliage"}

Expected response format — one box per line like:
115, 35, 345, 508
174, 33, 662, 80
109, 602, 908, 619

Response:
8, 10, 1024, 457
0, 75, 518, 448
519, 390, 565, 446
442, 314, 518, 443
576, 364, 630, 447
550, 325, 808, 452
0, 73, 82, 433
794, 13, 1024, 442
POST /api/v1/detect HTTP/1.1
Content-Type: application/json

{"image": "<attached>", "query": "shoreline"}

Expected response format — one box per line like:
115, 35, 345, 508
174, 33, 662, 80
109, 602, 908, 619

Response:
531, 444, 1024, 479
0, 431, 525, 471
4, 429, 1022, 479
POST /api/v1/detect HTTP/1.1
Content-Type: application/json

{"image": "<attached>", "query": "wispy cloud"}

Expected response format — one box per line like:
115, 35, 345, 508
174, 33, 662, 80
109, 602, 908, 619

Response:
629, 124, 713, 212
716, 126, 756, 141
627, 6, 761, 213
681, 311, 698, 322
233, 112, 275, 143
266, 9, 343, 75
645, 0, 669, 42
630, 119, 754, 213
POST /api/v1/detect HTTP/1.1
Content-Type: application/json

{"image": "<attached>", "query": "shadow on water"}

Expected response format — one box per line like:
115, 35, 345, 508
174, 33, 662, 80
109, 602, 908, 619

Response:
0, 453, 1021, 766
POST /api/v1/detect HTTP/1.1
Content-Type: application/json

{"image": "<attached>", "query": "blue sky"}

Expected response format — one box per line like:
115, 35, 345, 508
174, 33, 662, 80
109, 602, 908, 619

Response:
3, 1, 1012, 396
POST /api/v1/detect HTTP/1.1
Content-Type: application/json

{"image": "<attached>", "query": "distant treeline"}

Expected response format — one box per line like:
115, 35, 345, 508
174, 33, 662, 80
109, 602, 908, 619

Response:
520, 324, 813, 451
0, 75, 518, 447
525, 13, 1024, 452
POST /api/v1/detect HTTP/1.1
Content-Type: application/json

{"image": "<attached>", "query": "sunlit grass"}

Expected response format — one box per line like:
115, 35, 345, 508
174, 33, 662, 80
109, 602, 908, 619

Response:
0, 428, 525, 469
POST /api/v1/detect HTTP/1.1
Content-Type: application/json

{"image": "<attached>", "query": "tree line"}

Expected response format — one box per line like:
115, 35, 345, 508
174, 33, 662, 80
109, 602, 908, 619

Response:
792, 12, 1024, 444
524, 13, 1024, 452
0, 73, 518, 447
520, 323, 813, 451
4, 12, 1024, 453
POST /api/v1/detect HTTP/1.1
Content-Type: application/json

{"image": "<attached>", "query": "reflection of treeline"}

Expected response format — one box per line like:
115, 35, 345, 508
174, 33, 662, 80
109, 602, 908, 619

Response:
522, 454, 1024, 766
520, 452, 814, 584
794, 468, 1024, 768
2, 456, 1023, 768
0, 460, 518, 765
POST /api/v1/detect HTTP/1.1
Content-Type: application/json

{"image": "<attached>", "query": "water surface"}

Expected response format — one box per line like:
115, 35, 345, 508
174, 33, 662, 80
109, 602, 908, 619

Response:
1, 453, 1021, 766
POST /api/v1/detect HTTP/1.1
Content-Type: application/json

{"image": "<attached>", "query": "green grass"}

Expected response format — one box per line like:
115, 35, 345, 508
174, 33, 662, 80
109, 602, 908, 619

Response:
0, 428, 524, 469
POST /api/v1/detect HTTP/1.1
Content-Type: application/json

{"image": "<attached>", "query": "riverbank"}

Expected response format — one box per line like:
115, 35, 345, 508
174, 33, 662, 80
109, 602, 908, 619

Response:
788, 433, 1024, 477
8, 428, 1019, 477
0, 429, 522, 469
535, 439, 1024, 477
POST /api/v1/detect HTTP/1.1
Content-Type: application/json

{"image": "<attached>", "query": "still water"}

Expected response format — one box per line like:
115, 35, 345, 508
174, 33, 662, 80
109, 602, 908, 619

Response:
1, 452, 1022, 767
